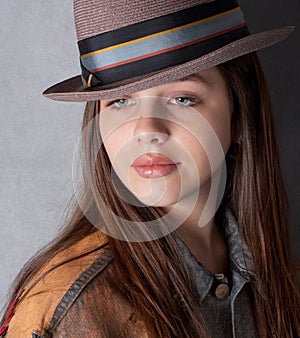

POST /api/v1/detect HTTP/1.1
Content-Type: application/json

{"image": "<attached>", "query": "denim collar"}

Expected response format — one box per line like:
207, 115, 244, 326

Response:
173, 209, 254, 300
224, 209, 254, 277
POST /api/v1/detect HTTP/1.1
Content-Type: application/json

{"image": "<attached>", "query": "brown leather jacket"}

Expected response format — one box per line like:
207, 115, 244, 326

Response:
4, 231, 147, 338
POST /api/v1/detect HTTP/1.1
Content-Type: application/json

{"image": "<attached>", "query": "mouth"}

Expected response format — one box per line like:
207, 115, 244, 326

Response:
131, 153, 179, 178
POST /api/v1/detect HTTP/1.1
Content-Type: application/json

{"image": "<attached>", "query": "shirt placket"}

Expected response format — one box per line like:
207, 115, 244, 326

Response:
230, 268, 258, 338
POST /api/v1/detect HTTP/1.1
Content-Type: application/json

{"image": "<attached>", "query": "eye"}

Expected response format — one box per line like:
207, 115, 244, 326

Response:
169, 96, 197, 107
107, 98, 135, 109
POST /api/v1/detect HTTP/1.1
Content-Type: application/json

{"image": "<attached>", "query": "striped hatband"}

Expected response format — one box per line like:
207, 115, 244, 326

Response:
78, 0, 249, 89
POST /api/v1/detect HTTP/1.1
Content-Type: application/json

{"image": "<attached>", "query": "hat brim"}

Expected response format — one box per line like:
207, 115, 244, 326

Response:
43, 26, 294, 102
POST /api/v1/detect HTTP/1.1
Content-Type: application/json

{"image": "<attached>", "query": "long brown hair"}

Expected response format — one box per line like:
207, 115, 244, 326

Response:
1, 52, 300, 337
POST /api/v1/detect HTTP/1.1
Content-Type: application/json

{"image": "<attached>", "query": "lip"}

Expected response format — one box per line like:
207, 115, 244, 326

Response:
131, 154, 178, 178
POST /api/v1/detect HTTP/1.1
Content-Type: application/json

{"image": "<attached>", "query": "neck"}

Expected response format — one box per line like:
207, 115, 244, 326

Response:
165, 179, 229, 275
175, 216, 228, 275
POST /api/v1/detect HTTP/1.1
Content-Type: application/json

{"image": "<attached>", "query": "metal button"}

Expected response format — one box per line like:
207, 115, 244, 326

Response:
215, 283, 230, 300
213, 273, 230, 299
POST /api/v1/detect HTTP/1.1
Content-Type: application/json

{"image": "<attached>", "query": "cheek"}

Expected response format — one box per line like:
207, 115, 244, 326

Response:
102, 127, 131, 163
205, 102, 232, 154
212, 118, 232, 153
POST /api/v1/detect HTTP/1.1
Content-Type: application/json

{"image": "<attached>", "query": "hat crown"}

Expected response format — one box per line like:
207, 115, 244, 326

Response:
43, 0, 293, 102
74, 0, 214, 41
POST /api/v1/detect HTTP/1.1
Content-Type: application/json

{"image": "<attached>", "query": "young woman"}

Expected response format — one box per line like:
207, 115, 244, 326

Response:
1, 0, 299, 337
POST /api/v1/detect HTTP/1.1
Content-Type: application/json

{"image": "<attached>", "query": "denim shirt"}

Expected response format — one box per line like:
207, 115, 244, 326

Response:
174, 210, 258, 338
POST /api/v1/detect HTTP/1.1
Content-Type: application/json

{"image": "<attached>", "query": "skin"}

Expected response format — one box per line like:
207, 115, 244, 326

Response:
99, 66, 233, 274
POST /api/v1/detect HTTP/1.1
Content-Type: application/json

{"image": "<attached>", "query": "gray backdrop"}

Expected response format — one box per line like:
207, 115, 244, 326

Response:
0, 1, 299, 308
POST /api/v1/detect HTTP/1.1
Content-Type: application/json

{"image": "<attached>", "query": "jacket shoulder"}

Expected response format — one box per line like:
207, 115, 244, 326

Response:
5, 231, 110, 338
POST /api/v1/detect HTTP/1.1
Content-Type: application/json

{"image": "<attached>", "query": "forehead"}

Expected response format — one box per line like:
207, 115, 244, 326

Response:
144, 66, 225, 90
102, 66, 226, 101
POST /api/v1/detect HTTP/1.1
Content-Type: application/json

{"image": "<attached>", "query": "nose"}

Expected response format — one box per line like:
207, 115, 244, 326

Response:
134, 116, 169, 144
133, 96, 170, 144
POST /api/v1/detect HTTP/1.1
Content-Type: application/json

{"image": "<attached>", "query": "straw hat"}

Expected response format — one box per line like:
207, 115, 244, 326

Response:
43, 0, 294, 102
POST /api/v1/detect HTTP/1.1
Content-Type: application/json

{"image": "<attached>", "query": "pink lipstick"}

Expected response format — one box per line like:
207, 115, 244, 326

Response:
131, 154, 178, 178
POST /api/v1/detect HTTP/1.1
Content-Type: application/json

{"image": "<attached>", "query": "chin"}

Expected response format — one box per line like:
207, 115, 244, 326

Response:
131, 190, 180, 208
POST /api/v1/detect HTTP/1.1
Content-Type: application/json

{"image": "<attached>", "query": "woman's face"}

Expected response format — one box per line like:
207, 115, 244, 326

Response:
99, 66, 232, 208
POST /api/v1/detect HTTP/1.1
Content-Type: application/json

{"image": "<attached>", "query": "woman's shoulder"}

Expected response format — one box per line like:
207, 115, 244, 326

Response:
4, 231, 111, 338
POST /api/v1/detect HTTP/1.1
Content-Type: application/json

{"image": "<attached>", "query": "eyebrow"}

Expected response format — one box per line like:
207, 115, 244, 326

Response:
173, 73, 210, 86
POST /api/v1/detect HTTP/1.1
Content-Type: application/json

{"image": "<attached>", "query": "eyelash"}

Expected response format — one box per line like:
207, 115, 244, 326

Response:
106, 95, 201, 110
168, 96, 198, 107
106, 98, 134, 110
